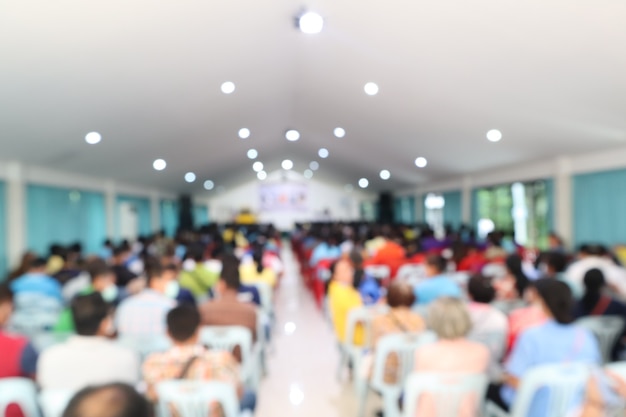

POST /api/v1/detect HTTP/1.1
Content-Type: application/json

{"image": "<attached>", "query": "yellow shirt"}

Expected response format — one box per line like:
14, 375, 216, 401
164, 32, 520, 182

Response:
239, 264, 277, 288
328, 281, 365, 346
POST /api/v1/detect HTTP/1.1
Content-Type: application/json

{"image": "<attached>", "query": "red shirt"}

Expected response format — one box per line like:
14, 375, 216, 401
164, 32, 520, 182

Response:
0, 331, 29, 417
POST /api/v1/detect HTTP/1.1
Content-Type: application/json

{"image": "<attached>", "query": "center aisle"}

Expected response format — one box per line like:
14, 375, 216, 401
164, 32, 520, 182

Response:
256, 244, 370, 417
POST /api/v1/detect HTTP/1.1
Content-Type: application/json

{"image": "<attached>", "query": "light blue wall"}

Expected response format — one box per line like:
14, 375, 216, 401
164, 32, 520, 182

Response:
0, 182, 6, 277
573, 168, 626, 247
442, 190, 463, 229
160, 199, 179, 237
193, 204, 209, 228
116, 195, 152, 238
393, 196, 416, 224
27, 185, 107, 255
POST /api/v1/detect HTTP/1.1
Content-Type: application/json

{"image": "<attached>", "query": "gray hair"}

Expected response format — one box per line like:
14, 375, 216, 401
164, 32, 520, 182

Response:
427, 297, 472, 339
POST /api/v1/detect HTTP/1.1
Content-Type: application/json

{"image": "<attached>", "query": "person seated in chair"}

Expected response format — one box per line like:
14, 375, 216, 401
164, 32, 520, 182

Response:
62, 383, 153, 417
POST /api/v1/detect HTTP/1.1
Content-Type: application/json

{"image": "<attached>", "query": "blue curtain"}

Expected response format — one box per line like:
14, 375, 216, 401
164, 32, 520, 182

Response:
27, 185, 106, 255
0, 182, 6, 277
193, 205, 209, 228
393, 197, 403, 223
442, 190, 463, 229
160, 199, 179, 237
573, 169, 626, 247
544, 178, 555, 233
116, 195, 152, 237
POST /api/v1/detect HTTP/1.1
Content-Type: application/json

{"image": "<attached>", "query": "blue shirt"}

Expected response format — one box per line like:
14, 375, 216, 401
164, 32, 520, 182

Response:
309, 243, 341, 267
501, 320, 601, 416
413, 275, 462, 305
10, 273, 63, 302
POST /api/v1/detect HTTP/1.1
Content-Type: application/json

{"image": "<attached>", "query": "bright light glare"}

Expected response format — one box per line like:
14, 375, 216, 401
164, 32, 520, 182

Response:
364, 82, 379, 96
284, 322, 297, 334
298, 12, 324, 34
184, 172, 196, 183
415, 157, 428, 168
318, 148, 329, 158
286, 130, 300, 141
487, 129, 503, 142
334, 127, 345, 138
247, 149, 258, 159
153, 159, 167, 171
309, 161, 319, 171
253, 162, 264, 172
203, 180, 215, 190
358, 178, 369, 188
303, 169, 313, 179
238, 128, 250, 139
221, 81, 235, 94
85, 132, 101, 145
257, 171, 267, 180
282, 159, 294, 170
289, 384, 305, 406
379, 169, 391, 180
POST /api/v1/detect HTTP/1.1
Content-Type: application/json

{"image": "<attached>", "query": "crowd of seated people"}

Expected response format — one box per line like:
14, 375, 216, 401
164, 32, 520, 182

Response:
0, 223, 283, 417
293, 222, 626, 417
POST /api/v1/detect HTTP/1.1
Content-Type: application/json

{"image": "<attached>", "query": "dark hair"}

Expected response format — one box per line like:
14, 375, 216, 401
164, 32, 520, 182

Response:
71, 293, 109, 336
166, 305, 200, 342
220, 254, 241, 290
0, 283, 13, 304
505, 254, 530, 297
545, 251, 568, 274
113, 246, 130, 258
163, 263, 178, 274
426, 255, 447, 274
467, 274, 496, 304
534, 278, 574, 324
30, 257, 48, 270
144, 259, 164, 286
387, 281, 416, 308
62, 383, 153, 417
252, 247, 265, 275
87, 259, 114, 283
581, 268, 606, 312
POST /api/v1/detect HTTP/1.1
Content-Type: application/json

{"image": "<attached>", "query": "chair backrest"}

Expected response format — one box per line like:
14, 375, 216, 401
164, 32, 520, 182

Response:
370, 331, 437, 393
39, 390, 75, 417
156, 380, 239, 417
576, 316, 626, 363
199, 326, 253, 381
0, 378, 41, 417
402, 372, 489, 417
365, 265, 391, 281
510, 362, 592, 417
605, 361, 626, 382
117, 335, 171, 361
248, 282, 273, 315
396, 264, 427, 282
344, 307, 376, 349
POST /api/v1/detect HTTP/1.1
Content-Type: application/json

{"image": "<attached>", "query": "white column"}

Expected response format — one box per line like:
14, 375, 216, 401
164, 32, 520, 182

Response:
104, 180, 116, 240
150, 191, 160, 233
6, 162, 26, 268
554, 157, 573, 247
461, 176, 472, 225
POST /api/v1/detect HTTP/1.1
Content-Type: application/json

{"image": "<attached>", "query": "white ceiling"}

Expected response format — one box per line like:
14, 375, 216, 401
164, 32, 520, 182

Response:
2, 0, 626, 194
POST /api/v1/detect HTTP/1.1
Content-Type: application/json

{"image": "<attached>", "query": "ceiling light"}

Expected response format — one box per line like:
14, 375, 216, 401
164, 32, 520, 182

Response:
238, 128, 250, 139
344, 184, 354, 192
303, 169, 313, 179
318, 148, 329, 158
379, 169, 391, 180
415, 157, 428, 168
221, 81, 235, 94
285, 129, 300, 142
203, 180, 215, 190
309, 161, 319, 171
85, 132, 101, 145
487, 129, 502, 142
298, 11, 324, 34
281, 159, 294, 170
358, 178, 369, 189
253, 161, 264, 172
257, 171, 267, 180
364, 82, 379, 96
333, 127, 345, 138
247, 149, 258, 159
153, 159, 167, 171
184, 172, 196, 183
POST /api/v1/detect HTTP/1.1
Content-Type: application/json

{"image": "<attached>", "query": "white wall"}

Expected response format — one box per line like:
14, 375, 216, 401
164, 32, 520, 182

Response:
202, 170, 377, 230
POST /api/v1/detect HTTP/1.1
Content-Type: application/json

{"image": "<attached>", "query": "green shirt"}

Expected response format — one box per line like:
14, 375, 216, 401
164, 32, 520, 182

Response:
179, 266, 219, 297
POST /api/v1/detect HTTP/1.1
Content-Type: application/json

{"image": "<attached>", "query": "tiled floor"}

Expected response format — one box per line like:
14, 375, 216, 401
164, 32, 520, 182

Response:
256, 246, 379, 417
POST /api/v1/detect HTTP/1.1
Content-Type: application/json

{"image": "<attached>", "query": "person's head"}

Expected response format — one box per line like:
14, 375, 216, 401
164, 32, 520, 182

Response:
427, 297, 472, 340
544, 251, 568, 276
62, 383, 153, 417
467, 274, 496, 304
533, 278, 574, 324
425, 255, 447, 278
71, 293, 114, 337
145, 260, 178, 297
548, 232, 564, 250
112, 246, 131, 265
216, 254, 241, 295
581, 268, 606, 310
331, 259, 355, 286
166, 305, 200, 345
0, 283, 14, 327
579, 244, 606, 259
87, 260, 118, 301
505, 254, 530, 297
28, 257, 48, 274
386, 281, 416, 308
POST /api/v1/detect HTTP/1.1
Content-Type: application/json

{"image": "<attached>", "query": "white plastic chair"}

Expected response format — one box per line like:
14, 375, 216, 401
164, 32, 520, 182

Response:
576, 316, 625, 363
156, 380, 240, 417
486, 362, 592, 417
337, 306, 376, 381
117, 335, 171, 362
469, 330, 507, 362
357, 331, 438, 417
0, 378, 41, 417
199, 326, 260, 389
403, 372, 489, 417
396, 264, 426, 282
39, 389, 75, 417
364, 265, 391, 283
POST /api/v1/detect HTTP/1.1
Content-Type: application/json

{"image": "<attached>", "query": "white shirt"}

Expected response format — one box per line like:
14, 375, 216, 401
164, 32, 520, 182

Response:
115, 289, 175, 339
38, 336, 140, 390
565, 256, 626, 296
